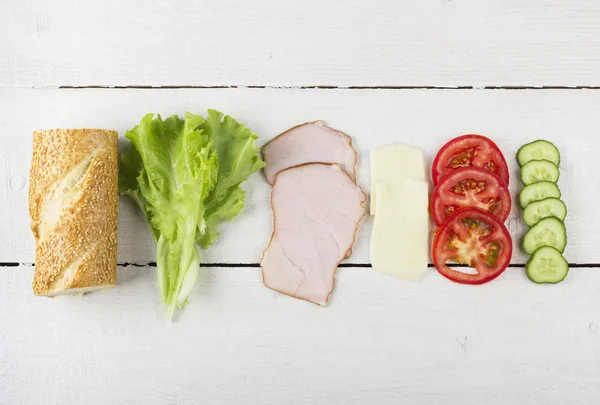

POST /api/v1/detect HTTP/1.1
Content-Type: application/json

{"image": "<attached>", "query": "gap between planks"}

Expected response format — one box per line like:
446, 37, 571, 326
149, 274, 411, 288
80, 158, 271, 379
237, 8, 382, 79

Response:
55, 85, 600, 90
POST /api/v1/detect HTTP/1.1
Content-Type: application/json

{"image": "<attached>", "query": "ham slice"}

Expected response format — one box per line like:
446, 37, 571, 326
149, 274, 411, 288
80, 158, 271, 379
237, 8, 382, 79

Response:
261, 163, 366, 306
262, 121, 357, 185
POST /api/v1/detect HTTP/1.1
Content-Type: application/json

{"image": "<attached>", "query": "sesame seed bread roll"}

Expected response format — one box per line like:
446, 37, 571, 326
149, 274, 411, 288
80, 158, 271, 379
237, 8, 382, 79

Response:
29, 129, 118, 296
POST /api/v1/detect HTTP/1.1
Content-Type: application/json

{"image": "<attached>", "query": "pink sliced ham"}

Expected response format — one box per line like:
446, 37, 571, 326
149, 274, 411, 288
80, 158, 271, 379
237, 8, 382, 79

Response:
261, 121, 357, 185
261, 163, 366, 306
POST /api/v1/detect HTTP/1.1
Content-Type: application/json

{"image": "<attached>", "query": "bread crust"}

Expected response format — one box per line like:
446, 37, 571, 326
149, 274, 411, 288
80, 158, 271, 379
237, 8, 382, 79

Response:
29, 129, 118, 296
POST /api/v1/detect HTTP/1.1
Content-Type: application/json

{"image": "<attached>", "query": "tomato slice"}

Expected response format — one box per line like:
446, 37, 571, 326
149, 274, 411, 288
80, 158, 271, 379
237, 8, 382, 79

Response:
431, 167, 511, 225
432, 208, 512, 284
432, 134, 509, 186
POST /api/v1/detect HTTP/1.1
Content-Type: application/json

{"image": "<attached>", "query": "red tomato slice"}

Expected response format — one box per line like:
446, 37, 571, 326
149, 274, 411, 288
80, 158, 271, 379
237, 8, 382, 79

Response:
431, 167, 511, 225
432, 134, 509, 186
432, 208, 512, 285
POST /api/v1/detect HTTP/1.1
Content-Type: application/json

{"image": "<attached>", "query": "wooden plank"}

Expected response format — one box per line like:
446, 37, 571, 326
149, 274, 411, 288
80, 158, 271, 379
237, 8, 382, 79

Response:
2, 1, 600, 87
1, 265, 599, 404
1, 87, 598, 264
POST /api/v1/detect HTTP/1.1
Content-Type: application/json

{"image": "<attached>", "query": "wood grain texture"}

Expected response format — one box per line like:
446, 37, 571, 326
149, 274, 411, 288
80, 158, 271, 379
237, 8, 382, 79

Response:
3, 2, 600, 404
1, 87, 599, 264
1, 265, 599, 404
2, 0, 600, 87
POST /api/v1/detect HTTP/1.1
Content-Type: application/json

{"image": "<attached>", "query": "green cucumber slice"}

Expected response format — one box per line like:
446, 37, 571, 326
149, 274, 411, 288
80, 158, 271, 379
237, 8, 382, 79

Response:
522, 197, 567, 226
517, 140, 560, 167
519, 181, 561, 208
520, 159, 559, 186
523, 217, 567, 254
525, 246, 569, 284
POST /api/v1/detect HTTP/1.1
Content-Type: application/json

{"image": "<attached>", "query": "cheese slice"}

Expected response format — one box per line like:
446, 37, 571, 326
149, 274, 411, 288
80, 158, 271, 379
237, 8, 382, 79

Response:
370, 179, 429, 282
370, 143, 425, 215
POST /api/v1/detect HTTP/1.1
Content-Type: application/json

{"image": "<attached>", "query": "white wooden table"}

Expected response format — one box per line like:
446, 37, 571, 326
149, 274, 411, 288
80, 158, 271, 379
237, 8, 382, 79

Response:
2, 1, 600, 404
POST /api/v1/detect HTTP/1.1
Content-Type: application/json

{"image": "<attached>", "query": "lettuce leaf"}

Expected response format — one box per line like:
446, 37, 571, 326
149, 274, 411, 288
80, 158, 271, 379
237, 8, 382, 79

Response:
195, 110, 266, 248
119, 137, 158, 240
119, 112, 218, 320
119, 110, 264, 320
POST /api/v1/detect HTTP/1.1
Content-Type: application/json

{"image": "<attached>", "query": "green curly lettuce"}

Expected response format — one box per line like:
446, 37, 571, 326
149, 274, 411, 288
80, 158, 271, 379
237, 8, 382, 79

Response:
119, 110, 264, 320
196, 110, 266, 248
119, 112, 217, 320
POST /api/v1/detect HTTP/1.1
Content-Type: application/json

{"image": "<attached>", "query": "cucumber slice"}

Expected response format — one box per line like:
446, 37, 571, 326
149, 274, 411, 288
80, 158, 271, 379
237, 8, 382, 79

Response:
523, 217, 567, 254
517, 140, 560, 167
520, 159, 559, 186
525, 246, 569, 284
519, 181, 561, 208
522, 197, 567, 226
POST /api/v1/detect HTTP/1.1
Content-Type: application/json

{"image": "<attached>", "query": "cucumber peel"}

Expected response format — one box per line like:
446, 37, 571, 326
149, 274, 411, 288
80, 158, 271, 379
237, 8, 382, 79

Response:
517, 140, 560, 167
519, 181, 561, 208
523, 216, 567, 255
522, 197, 567, 227
518, 140, 568, 284
520, 159, 559, 186
526, 246, 569, 284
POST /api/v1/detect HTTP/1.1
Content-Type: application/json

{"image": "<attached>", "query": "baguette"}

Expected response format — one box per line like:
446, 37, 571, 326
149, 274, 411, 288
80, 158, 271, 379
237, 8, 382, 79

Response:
29, 129, 118, 296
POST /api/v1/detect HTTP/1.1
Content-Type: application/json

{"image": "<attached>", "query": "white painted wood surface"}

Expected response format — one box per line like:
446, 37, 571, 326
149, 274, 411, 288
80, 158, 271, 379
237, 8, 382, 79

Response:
2, 0, 600, 87
1, 88, 599, 265
2, 265, 600, 404
2, 86, 600, 405
2, 1, 600, 404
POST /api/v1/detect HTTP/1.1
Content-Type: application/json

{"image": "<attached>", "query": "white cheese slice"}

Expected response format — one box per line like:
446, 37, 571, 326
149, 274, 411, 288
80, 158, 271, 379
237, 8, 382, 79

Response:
370, 179, 429, 282
370, 143, 425, 215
